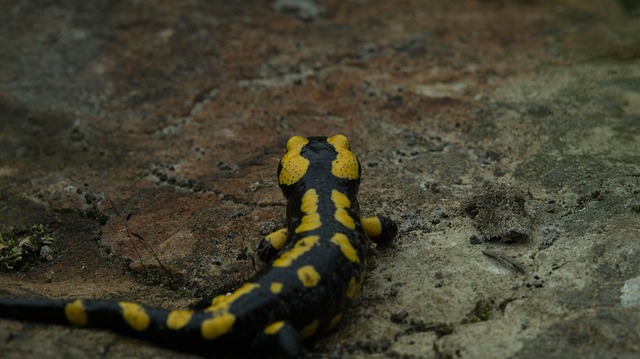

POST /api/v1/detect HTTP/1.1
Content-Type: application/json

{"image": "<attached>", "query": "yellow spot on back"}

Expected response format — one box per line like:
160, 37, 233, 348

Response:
331, 189, 351, 208
332, 190, 356, 230
329, 313, 343, 330
201, 283, 260, 340
330, 233, 359, 263
295, 189, 321, 233
300, 319, 319, 339
166, 310, 193, 330
297, 265, 321, 287
207, 283, 260, 309
279, 136, 310, 186
346, 276, 360, 300
265, 228, 288, 250
335, 209, 355, 229
264, 320, 285, 335
119, 302, 150, 332
201, 312, 235, 340
361, 217, 382, 238
210, 294, 226, 307
270, 282, 283, 294
64, 300, 88, 326
327, 134, 359, 180
295, 213, 321, 233
273, 235, 320, 267
300, 189, 318, 213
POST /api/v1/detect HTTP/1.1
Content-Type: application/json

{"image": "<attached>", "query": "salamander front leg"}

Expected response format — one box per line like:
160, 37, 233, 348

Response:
362, 216, 398, 244
255, 228, 289, 262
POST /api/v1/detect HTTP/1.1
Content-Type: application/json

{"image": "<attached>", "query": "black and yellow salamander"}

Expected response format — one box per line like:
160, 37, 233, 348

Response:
0, 134, 397, 358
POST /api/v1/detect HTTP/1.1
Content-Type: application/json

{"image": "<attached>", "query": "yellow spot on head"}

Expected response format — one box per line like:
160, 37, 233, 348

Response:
327, 134, 350, 150
279, 136, 310, 186
119, 302, 151, 332
64, 300, 88, 326
166, 310, 194, 330
300, 319, 319, 339
264, 320, 285, 335
346, 276, 360, 300
286, 136, 308, 152
201, 312, 235, 340
297, 265, 321, 287
327, 134, 359, 180
273, 235, 320, 267
332, 190, 356, 230
270, 282, 283, 294
329, 313, 343, 330
330, 233, 359, 263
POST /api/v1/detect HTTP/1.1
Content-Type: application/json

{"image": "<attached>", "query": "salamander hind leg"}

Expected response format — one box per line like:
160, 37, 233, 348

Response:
264, 321, 305, 359
362, 216, 398, 245
255, 228, 289, 262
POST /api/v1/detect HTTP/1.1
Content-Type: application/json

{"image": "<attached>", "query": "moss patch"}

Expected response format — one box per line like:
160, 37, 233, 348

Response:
0, 224, 54, 271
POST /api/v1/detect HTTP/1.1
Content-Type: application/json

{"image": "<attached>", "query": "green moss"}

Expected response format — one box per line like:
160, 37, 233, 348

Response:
463, 299, 494, 324
0, 223, 55, 271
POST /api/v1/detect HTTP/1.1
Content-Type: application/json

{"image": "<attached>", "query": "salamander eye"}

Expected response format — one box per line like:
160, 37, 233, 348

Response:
327, 134, 350, 150
286, 136, 308, 152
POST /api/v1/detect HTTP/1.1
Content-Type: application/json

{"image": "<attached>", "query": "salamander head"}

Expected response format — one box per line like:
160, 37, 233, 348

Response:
277, 134, 361, 197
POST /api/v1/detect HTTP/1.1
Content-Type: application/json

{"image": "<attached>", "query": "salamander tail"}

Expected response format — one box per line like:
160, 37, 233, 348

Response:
0, 298, 222, 354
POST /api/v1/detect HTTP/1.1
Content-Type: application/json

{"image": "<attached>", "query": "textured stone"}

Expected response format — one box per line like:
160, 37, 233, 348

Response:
1, 1, 639, 358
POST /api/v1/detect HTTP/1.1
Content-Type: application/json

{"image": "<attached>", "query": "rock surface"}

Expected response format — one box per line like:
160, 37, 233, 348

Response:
1, 0, 639, 358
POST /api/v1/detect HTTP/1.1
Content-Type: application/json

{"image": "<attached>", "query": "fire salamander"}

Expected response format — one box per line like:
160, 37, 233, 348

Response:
0, 134, 397, 358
